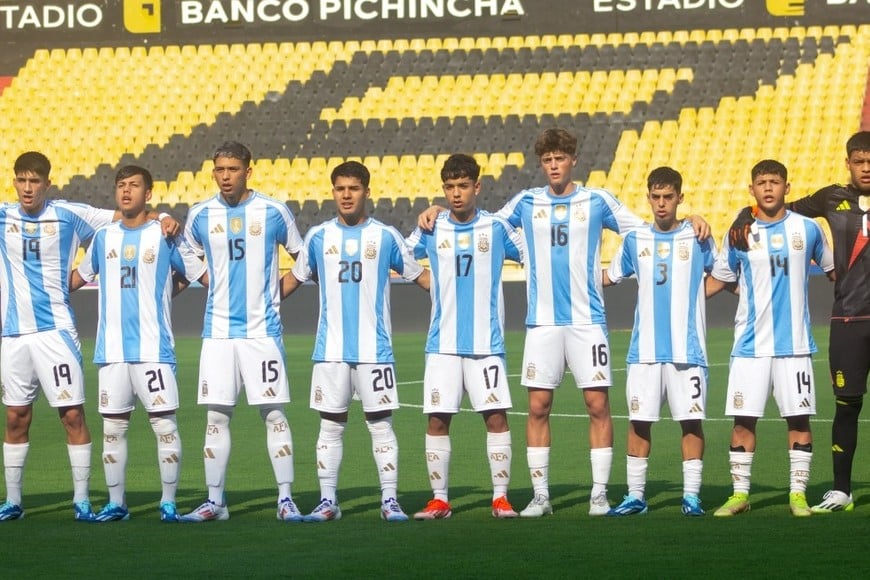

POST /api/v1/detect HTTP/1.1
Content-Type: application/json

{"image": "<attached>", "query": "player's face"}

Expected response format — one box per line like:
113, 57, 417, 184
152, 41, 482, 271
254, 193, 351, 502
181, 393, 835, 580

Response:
647, 184, 682, 231
539, 151, 576, 193
332, 175, 369, 225
213, 155, 251, 204
750, 172, 789, 219
13, 171, 50, 216
846, 149, 870, 194
442, 176, 480, 222
115, 174, 152, 218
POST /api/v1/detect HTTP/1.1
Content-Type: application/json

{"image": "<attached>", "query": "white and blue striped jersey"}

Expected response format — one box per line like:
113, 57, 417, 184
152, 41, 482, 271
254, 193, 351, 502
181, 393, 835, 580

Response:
607, 222, 715, 366
0, 200, 114, 337
184, 191, 302, 339
407, 210, 524, 356
78, 221, 207, 364
497, 185, 643, 327
292, 217, 423, 364
712, 210, 834, 357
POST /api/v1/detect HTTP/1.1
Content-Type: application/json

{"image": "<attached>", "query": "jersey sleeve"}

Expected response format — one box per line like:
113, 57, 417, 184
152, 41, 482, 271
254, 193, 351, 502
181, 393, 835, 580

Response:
596, 189, 645, 234
291, 229, 317, 282
495, 191, 527, 228
606, 233, 635, 283
77, 229, 102, 282
496, 217, 524, 263
388, 227, 424, 281
171, 235, 208, 282
711, 233, 739, 282
789, 186, 833, 219
405, 226, 428, 260
809, 220, 835, 272
183, 204, 206, 256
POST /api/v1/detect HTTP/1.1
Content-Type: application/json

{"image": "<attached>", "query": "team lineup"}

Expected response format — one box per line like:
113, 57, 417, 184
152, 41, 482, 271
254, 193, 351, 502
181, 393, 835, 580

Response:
1, 128, 869, 523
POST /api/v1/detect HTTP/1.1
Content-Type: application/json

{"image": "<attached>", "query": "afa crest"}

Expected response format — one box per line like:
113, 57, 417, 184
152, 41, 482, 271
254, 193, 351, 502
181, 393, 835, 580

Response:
364, 240, 377, 259
314, 386, 323, 405
43, 223, 56, 236
143, 248, 156, 264
678, 242, 690, 261
791, 232, 804, 251
249, 221, 262, 236
477, 233, 490, 253
733, 391, 744, 410
430, 388, 440, 407
525, 362, 537, 381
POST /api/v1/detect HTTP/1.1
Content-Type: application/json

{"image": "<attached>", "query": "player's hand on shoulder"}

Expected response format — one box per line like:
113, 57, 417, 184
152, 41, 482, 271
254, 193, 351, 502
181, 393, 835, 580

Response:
417, 205, 445, 231
727, 206, 757, 252
159, 212, 181, 237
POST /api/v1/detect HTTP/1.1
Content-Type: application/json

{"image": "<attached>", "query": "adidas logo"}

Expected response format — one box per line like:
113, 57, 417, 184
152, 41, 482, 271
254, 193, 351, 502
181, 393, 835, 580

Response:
592, 371, 608, 382
438, 239, 452, 249
274, 444, 292, 458
162, 453, 180, 464
485, 393, 500, 404
531, 469, 544, 479
57, 390, 72, 401
210, 224, 225, 234
639, 247, 651, 258
325, 245, 339, 255
152, 395, 167, 406
836, 200, 851, 211
493, 469, 510, 479
379, 395, 392, 405
429, 472, 442, 481
204, 448, 216, 459
106, 249, 118, 260
689, 402, 704, 414
6, 224, 19, 233
317, 460, 326, 469
533, 209, 548, 219
381, 462, 397, 473
799, 398, 812, 408
832, 444, 844, 453
262, 387, 277, 398
103, 454, 118, 465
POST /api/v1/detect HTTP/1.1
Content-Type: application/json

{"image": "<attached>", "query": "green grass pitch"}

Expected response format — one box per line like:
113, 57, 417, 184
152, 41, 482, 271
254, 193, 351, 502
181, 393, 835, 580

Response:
2, 327, 869, 578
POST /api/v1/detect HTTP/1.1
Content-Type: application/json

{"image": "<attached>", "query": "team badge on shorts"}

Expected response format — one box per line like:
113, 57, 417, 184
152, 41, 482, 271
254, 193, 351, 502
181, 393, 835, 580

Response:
630, 396, 640, 413
430, 388, 440, 407
314, 386, 323, 405
733, 391, 744, 410
791, 232, 803, 251
124, 245, 136, 261
249, 221, 262, 236
364, 240, 377, 259
525, 363, 537, 381
477, 233, 490, 253
201, 380, 208, 397
835, 370, 845, 388
100, 390, 109, 407
230, 217, 243, 234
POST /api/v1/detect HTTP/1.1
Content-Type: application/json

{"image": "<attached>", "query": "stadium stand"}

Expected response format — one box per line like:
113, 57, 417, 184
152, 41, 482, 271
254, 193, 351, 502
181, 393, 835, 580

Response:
1, 26, 868, 265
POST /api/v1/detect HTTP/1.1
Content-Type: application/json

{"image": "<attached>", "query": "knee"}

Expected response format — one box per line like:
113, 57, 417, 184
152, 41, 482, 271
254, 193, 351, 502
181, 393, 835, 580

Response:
60, 405, 86, 431
149, 414, 179, 438
207, 406, 233, 428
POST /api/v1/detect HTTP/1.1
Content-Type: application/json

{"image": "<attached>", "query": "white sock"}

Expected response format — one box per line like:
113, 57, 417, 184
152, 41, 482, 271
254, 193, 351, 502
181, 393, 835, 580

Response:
102, 417, 129, 506
626, 455, 648, 500
261, 406, 294, 501
527, 446, 550, 498
367, 417, 399, 503
316, 419, 346, 503
487, 431, 512, 500
590, 447, 613, 497
3, 442, 29, 506
729, 451, 754, 494
204, 407, 232, 504
788, 450, 812, 494
425, 434, 451, 502
68, 443, 92, 504
682, 459, 703, 497
150, 415, 181, 504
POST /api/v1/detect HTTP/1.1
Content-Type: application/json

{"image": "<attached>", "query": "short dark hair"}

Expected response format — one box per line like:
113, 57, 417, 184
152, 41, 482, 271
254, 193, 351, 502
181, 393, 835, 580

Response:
647, 166, 682, 195
441, 154, 480, 182
534, 128, 577, 158
214, 141, 252, 166
331, 160, 370, 189
115, 165, 153, 190
846, 131, 870, 157
751, 159, 788, 182
14, 151, 51, 179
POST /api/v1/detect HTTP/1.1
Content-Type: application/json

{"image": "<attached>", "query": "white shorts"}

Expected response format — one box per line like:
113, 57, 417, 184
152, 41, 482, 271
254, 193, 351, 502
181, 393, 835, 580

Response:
1, 329, 85, 407
725, 356, 816, 418
521, 325, 611, 389
97, 362, 180, 414
310, 362, 399, 414
197, 337, 290, 406
625, 363, 707, 422
422, 353, 512, 414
